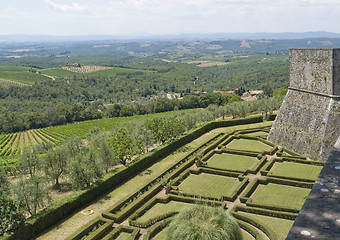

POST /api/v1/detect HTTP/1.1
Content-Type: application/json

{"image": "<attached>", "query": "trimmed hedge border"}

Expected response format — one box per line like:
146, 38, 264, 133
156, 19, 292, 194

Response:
143, 218, 172, 240
237, 219, 264, 240
261, 157, 324, 182
169, 167, 249, 202
65, 217, 113, 240
240, 177, 313, 213
277, 147, 306, 159
101, 225, 140, 240
5, 115, 264, 240
232, 212, 277, 240
231, 205, 298, 220
128, 194, 226, 228
202, 148, 267, 174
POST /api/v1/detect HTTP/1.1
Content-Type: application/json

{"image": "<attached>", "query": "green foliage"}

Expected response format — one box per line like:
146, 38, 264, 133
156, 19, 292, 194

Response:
0, 168, 10, 191
17, 148, 40, 177
0, 189, 25, 236
168, 205, 243, 240
109, 128, 135, 165
44, 147, 68, 187
68, 149, 104, 189
13, 175, 51, 216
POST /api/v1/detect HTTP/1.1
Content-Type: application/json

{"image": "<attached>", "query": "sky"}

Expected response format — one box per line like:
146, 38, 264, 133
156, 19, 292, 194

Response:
0, 0, 339, 36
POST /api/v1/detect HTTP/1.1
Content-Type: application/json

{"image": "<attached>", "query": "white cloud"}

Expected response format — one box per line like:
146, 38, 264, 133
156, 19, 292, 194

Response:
44, 0, 88, 12
0, 7, 32, 20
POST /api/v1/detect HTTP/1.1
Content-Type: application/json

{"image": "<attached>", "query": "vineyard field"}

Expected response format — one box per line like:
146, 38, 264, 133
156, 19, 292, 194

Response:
0, 128, 64, 157
40, 66, 155, 79
49, 108, 199, 138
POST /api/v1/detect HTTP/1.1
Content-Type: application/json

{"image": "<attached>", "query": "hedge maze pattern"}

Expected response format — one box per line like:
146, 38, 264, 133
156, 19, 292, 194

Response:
0, 128, 64, 157
66, 125, 323, 240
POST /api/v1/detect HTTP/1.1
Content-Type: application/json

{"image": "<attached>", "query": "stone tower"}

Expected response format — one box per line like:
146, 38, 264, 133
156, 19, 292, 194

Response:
267, 48, 340, 161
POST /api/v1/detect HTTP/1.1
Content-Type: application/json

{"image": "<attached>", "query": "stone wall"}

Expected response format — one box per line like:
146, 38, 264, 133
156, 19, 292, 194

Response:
268, 48, 340, 161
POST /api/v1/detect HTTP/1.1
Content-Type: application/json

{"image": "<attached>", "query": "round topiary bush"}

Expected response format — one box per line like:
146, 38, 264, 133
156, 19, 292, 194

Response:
168, 205, 243, 240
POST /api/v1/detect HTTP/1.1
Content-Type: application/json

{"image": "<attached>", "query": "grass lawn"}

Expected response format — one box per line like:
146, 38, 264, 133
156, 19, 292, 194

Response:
241, 131, 268, 138
153, 227, 169, 240
177, 173, 240, 199
115, 232, 132, 240
242, 231, 253, 240
206, 153, 258, 172
137, 201, 195, 223
250, 183, 310, 210
226, 138, 273, 152
237, 212, 294, 240
268, 162, 323, 181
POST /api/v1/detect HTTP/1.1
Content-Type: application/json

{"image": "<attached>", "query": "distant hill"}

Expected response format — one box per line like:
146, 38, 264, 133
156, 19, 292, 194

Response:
1, 31, 340, 42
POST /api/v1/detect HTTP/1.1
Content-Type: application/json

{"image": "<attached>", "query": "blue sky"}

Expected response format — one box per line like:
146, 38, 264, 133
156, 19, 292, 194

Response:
0, 0, 339, 35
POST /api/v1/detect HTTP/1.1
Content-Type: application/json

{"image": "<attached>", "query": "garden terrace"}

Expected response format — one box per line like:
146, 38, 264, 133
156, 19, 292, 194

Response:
9, 119, 322, 240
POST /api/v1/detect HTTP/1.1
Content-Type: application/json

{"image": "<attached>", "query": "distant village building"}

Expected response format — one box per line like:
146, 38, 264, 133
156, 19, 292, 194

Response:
241, 90, 264, 101
212, 90, 235, 94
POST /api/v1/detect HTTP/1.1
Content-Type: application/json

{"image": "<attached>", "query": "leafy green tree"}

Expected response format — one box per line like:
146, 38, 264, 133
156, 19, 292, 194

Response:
13, 176, 50, 216
64, 135, 83, 158
68, 150, 103, 189
168, 205, 243, 240
97, 141, 117, 173
17, 148, 40, 177
109, 128, 135, 165
261, 84, 273, 98
44, 147, 68, 187
0, 168, 9, 192
138, 127, 154, 152
0, 189, 25, 236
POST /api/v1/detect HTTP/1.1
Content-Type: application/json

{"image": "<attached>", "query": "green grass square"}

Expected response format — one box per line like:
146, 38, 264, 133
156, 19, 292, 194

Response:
268, 161, 322, 181
241, 131, 268, 138
115, 232, 132, 240
236, 212, 294, 240
226, 138, 272, 152
249, 183, 310, 210
153, 227, 169, 240
206, 153, 258, 172
137, 201, 195, 223
177, 173, 241, 199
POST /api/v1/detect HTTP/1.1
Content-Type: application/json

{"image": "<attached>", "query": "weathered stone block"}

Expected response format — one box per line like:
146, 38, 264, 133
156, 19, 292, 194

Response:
268, 48, 340, 161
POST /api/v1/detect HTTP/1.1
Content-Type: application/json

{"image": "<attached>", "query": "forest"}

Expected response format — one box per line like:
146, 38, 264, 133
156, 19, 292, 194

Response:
0, 39, 291, 134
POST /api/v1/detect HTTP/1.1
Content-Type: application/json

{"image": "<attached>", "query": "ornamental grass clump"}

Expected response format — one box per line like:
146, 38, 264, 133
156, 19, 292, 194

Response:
168, 205, 243, 240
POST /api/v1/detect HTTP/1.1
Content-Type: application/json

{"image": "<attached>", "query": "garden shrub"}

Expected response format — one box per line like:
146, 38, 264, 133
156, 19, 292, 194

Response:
168, 205, 243, 240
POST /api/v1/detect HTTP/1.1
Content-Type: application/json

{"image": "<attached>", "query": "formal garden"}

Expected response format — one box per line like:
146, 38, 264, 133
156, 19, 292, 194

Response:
26, 118, 322, 240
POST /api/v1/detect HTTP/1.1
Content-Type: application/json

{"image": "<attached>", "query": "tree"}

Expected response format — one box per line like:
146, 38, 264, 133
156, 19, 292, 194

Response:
137, 127, 154, 152
0, 189, 25, 236
109, 128, 135, 165
64, 135, 82, 158
13, 176, 50, 216
168, 205, 243, 240
68, 150, 103, 189
0, 168, 9, 192
261, 84, 273, 98
44, 147, 68, 187
97, 141, 117, 173
17, 148, 40, 177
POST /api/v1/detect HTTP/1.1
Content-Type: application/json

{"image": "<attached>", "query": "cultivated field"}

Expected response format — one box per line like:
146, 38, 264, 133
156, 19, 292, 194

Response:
0, 128, 64, 157
41, 65, 155, 79
36, 121, 322, 240
0, 65, 50, 85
